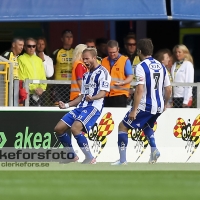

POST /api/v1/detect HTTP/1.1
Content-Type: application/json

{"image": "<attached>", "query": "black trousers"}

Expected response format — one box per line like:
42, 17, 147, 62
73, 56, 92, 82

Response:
29, 92, 46, 106
104, 95, 127, 107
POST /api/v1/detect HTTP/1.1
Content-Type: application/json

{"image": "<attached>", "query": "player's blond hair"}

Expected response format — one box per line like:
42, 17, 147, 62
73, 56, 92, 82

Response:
82, 47, 97, 57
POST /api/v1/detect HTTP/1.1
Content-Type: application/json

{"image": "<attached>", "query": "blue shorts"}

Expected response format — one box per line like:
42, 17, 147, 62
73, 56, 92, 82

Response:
61, 106, 101, 133
123, 108, 160, 129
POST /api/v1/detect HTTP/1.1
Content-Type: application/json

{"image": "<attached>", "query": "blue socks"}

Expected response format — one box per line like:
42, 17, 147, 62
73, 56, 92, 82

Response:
118, 131, 128, 163
74, 133, 93, 159
58, 133, 93, 159
143, 125, 157, 153
57, 133, 77, 157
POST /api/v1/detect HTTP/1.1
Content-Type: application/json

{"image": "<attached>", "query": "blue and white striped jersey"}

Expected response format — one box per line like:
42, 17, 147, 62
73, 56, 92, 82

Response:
77, 65, 111, 112
135, 57, 170, 114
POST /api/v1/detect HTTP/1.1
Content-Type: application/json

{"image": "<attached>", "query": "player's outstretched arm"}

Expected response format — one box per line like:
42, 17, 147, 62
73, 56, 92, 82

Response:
59, 95, 83, 109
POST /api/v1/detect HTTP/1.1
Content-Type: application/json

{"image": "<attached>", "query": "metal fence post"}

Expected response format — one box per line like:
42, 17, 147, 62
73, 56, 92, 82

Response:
13, 79, 19, 106
24, 79, 30, 107
0, 57, 14, 106
197, 83, 200, 108
8, 62, 14, 106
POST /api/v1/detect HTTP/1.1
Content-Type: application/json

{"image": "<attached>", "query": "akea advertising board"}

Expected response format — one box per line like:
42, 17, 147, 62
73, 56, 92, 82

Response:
1, 108, 200, 163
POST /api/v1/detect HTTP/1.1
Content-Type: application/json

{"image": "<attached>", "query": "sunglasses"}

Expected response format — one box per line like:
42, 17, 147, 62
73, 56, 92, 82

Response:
87, 46, 95, 48
27, 45, 36, 48
126, 43, 136, 46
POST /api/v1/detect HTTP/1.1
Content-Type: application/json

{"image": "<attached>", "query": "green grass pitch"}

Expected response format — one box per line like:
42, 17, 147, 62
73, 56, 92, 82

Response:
0, 163, 200, 200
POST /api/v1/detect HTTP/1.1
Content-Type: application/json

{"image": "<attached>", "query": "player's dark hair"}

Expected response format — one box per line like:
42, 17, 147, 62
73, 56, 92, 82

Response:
137, 38, 153, 56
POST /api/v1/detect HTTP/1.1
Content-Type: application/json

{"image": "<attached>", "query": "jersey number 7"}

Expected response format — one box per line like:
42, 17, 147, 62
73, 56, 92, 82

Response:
153, 72, 160, 89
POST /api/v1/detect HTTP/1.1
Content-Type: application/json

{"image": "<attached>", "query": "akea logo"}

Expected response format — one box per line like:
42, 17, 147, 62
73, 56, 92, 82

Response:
14, 126, 51, 149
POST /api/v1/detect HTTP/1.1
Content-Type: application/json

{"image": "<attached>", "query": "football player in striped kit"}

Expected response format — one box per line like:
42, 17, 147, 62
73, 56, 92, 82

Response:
54, 48, 111, 164
112, 38, 172, 165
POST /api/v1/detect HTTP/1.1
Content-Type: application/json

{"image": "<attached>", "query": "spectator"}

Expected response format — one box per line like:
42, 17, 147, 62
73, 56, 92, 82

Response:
154, 48, 173, 107
18, 38, 47, 106
70, 44, 87, 101
51, 29, 74, 105
121, 34, 140, 105
85, 38, 96, 48
96, 37, 108, 58
171, 44, 194, 108
85, 38, 102, 64
102, 40, 133, 107
1, 37, 24, 80
36, 37, 54, 78
166, 53, 174, 73
154, 48, 172, 81
121, 34, 140, 70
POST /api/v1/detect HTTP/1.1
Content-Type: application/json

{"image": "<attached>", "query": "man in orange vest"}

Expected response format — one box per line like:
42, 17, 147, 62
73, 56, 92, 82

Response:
102, 40, 133, 107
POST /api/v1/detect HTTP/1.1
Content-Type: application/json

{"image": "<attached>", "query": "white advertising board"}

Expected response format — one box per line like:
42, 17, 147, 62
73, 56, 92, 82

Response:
70, 108, 200, 163
1, 107, 200, 163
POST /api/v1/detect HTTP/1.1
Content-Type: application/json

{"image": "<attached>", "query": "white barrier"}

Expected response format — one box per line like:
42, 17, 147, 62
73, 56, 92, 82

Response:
1, 107, 200, 163
70, 108, 200, 163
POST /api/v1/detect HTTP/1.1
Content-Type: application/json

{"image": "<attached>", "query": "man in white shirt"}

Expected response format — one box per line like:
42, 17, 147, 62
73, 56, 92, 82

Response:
36, 37, 54, 78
